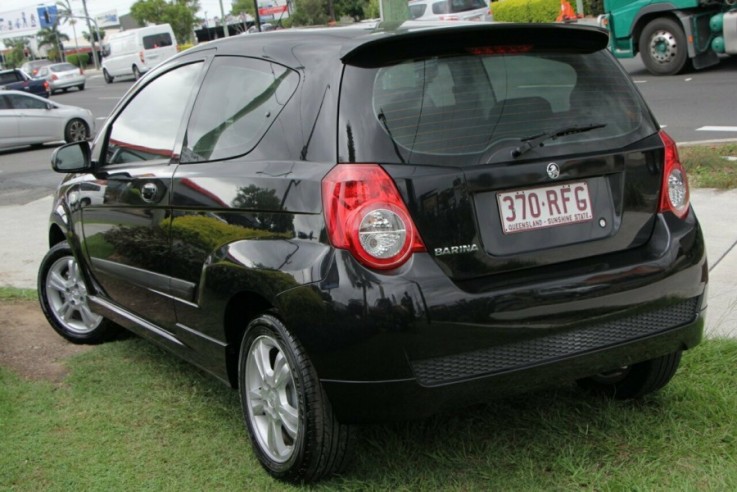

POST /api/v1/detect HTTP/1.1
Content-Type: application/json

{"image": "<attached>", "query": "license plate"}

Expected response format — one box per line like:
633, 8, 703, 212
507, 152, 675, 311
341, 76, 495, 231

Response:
497, 181, 593, 234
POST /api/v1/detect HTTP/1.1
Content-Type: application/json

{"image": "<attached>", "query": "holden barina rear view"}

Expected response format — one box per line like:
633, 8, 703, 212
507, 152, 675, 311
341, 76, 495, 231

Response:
39, 23, 707, 483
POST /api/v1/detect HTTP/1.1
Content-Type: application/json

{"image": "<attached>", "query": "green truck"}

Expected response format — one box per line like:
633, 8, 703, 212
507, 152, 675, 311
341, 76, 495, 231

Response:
603, 0, 737, 74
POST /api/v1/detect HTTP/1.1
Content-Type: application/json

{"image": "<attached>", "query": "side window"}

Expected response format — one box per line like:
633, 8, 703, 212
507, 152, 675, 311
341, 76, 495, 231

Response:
106, 62, 202, 165
8, 94, 47, 109
143, 33, 173, 49
0, 96, 8, 110
181, 57, 298, 163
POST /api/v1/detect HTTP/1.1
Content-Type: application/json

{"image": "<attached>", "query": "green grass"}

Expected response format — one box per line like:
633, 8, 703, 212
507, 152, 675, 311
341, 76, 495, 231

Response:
2, 336, 737, 490
0, 287, 37, 301
680, 142, 737, 189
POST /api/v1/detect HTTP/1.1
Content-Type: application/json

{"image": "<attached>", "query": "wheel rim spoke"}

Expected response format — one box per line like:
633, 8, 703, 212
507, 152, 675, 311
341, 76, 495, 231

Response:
277, 402, 299, 439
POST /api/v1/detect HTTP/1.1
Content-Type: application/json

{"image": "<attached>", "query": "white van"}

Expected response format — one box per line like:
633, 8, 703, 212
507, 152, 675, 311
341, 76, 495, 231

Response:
101, 24, 178, 83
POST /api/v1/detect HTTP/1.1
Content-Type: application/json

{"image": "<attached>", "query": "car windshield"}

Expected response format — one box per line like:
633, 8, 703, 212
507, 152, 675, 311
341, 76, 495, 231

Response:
362, 50, 656, 163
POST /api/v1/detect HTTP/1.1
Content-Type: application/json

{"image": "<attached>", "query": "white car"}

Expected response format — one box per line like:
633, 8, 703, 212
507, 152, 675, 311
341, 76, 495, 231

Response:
409, 0, 491, 22
35, 62, 86, 94
0, 90, 94, 150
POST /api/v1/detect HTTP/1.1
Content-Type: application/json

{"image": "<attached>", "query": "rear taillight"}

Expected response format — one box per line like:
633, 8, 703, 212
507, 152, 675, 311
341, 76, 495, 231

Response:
51, 74, 58, 81
658, 130, 690, 219
322, 164, 425, 270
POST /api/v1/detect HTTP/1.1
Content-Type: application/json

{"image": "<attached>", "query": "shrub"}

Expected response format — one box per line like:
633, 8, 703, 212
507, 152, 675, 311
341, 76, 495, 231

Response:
491, 0, 559, 23
65, 53, 87, 68
584, 0, 605, 16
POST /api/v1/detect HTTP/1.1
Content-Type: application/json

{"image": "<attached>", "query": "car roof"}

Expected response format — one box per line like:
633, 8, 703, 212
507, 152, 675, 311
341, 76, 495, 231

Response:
182, 22, 609, 70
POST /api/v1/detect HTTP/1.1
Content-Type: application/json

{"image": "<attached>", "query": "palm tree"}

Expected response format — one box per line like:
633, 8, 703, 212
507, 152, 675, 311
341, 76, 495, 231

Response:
56, 0, 84, 68
36, 26, 70, 61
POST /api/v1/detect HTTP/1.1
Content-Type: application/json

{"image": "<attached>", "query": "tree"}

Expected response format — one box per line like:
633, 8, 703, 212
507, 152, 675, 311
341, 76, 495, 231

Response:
231, 0, 256, 17
82, 29, 106, 43
130, 0, 200, 43
290, 0, 329, 26
334, 0, 366, 21
36, 26, 70, 61
2, 38, 29, 68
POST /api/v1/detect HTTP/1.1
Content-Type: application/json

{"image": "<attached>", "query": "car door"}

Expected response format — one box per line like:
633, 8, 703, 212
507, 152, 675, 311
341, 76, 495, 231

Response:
0, 94, 20, 147
78, 59, 206, 331
6, 93, 57, 144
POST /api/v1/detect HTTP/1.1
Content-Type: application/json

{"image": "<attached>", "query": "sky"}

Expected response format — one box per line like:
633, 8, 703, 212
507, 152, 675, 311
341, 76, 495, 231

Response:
1, 0, 235, 25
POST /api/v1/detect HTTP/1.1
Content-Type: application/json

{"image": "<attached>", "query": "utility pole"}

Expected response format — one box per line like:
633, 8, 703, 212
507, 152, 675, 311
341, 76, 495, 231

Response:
80, 0, 100, 69
218, 0, 229, 37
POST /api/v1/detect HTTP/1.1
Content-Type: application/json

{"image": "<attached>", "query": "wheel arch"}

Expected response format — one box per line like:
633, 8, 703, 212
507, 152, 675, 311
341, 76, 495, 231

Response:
48, 221, 66, 248
630, 8, 685, 56
223, 290, 274, 388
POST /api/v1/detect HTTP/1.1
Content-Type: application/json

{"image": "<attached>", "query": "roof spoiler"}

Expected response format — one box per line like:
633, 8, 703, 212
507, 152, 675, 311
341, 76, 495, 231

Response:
341, 23, 609, 68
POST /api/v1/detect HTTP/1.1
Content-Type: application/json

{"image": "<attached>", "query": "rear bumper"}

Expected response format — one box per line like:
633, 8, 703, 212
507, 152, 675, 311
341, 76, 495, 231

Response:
322, 311, 703, 423
276, 211, 707, 423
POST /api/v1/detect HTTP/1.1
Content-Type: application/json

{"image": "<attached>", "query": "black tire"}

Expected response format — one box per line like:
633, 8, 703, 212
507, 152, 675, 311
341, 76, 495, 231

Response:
38, 241, 120, 344
133, 65, 141, 80
103, 69, 113, 84
639, 17, 689, 75
238, 314, 354, 483
578, 351, 682, 399
62, 87, 68, 93
64, 118, 89, 143
78, 84, 85, 91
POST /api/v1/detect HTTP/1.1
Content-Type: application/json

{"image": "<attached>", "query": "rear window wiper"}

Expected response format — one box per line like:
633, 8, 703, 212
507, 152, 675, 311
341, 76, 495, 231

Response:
510, 123, 607, 159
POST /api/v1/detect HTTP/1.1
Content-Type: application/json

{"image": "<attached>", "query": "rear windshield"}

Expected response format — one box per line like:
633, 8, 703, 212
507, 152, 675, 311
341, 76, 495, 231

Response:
339, 50, 657, 165
51, 63, 77, 72
143, 33, 174, 49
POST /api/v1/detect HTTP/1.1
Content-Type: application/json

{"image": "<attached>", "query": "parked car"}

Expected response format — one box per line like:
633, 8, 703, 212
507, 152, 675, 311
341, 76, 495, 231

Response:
0, 90, 93, 149
20, 59, 53, 77
409, 0, 491, 21
39, 23, 707, 483
35, 62, 86, 93
0, 68, 50, 98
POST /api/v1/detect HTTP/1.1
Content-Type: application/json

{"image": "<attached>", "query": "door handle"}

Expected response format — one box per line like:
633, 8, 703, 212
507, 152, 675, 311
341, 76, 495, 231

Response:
140, 182, 160, 203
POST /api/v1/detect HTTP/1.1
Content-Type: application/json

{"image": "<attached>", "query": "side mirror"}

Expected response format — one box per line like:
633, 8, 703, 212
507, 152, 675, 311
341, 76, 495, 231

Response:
51, 141, 93, 173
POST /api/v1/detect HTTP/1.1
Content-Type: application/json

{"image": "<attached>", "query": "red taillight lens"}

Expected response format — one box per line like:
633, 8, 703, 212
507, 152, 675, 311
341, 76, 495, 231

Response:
322, 164, 425, 270
51, 74, 58, 81
658, 130, 690, 219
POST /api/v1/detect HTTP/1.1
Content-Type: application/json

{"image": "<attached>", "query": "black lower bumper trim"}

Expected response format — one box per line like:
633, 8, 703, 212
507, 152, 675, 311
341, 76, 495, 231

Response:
411, 298, 700, 386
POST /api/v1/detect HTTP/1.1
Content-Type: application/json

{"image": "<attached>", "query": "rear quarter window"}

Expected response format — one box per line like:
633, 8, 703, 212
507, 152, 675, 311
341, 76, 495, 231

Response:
181, 56, 298, 163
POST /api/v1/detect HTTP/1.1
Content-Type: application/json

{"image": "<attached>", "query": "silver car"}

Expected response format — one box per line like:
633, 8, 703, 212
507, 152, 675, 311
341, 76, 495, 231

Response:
0, 90, 94, 149
409, 0, 491, 22
36, 62, 86, 94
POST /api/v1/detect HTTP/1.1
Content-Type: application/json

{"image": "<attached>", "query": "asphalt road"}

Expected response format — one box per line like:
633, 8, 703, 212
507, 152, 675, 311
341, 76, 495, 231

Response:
618, 55, 737, 143
0, 74, 134, 206
1, 56, 736, 207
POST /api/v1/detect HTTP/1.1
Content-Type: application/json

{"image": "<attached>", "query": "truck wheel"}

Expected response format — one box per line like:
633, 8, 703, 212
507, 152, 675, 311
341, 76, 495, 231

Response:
577, 351, 682, 399
103, 69, 114, 84
133, 66, 141, 80
639, 17, 689, 75
38, 241, 121, 344
238, 314, 354, 482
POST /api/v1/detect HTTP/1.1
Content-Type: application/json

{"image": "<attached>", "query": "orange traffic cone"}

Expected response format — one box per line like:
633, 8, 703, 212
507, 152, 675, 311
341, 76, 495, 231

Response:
556, 0, 578, 22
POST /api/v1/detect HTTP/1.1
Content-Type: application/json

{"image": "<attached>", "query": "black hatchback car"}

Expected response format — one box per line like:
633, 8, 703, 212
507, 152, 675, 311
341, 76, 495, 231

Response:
39, 22, 707, 482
